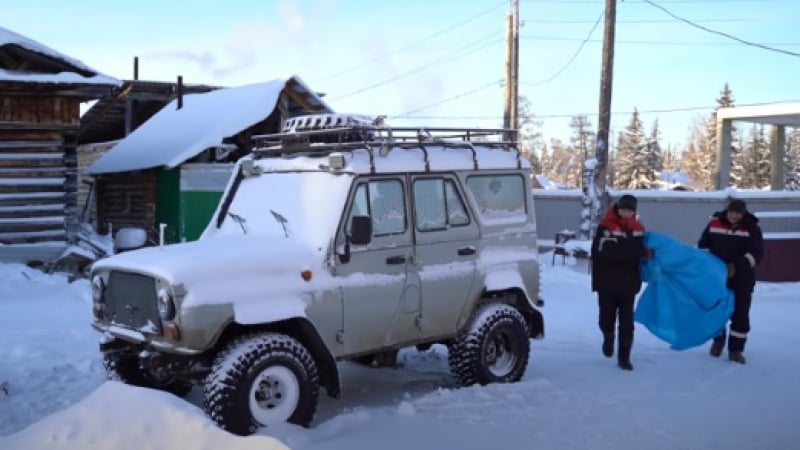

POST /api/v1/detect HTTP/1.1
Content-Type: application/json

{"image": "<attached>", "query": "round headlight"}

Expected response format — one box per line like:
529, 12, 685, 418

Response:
91, 276, 105, 303
157, 288, 175, 320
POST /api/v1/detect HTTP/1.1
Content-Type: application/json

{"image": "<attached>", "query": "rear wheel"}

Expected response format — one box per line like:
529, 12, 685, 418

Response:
203, 333, 319, 436
448, 303, 530, 387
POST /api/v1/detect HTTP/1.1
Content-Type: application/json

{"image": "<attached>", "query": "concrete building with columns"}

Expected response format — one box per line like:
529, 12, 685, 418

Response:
714, 103, 800, 190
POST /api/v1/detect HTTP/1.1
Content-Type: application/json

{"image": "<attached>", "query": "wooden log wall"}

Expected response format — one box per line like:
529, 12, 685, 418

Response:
95, 171, 156, 240
0, 129, 68, 244
0, 94, 83, 245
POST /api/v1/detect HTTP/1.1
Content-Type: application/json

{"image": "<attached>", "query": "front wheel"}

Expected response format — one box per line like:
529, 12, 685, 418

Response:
448, 303, 530, 387
203, 333, 319, 436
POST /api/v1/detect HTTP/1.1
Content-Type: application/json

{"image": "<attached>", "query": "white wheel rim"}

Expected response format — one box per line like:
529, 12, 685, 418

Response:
248, 366, 301, 426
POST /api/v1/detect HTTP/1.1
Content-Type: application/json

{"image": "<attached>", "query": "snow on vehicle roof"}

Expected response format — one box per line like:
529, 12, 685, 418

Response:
0, 26, 119, 86
255, 144, 529, 174
86, 76, 331, 175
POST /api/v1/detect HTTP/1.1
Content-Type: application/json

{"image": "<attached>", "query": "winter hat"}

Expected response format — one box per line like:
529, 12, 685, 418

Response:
727, 199, 747, 213
617, 194, 638, 212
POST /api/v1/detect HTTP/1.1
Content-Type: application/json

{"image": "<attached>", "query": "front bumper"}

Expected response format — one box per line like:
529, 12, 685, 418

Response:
92, 322, 202, 355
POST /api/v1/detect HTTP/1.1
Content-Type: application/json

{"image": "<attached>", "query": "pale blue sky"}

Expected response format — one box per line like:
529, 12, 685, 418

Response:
5, 0, 799, 150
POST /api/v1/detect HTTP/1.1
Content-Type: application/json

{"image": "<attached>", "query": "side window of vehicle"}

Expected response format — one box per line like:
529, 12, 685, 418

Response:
413, 178, 470, 231
369, 179, 406, 235
465, 174, 527, 225
346, 179, 407, 237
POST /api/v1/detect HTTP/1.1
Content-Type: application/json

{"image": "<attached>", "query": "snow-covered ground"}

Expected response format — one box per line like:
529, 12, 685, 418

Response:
1, 257, 799, 449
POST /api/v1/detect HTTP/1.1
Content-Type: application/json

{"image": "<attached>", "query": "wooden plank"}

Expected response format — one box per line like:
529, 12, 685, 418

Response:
0, 130, 62, 141
0, 184, 65, 194
0, 158, 64, 168
0, 95, 80, 126
0, 230, 67, 244
0, 140, 63, 150
0, 221, 65, 233
0, 168, 68, 178
0, 206, 64, 219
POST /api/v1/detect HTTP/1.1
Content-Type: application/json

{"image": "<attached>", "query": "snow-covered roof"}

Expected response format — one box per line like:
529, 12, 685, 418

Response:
86, 76, 331, 175
717, 103, 800, 127
0, 26, 119, 86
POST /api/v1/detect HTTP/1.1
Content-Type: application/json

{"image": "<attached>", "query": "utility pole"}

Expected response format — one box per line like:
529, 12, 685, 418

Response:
579, 0, 617, 240
503, 0, 519, 142
595, 0, 617, 207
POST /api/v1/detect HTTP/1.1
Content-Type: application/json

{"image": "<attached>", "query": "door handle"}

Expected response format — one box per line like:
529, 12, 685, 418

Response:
457, 246, 476, 256
386, 255, 406, 265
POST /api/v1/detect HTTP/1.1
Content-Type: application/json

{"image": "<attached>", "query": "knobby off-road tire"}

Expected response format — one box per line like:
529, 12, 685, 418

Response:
103, 353, 193, 397
203, 333, 319, 436
448, 303, 530, 387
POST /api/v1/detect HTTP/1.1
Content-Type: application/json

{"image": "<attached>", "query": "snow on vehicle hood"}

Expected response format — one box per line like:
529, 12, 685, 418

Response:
92, 235, 322, 286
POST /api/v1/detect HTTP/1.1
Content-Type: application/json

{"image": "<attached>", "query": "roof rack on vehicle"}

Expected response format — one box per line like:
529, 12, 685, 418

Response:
251, 113, 521, 172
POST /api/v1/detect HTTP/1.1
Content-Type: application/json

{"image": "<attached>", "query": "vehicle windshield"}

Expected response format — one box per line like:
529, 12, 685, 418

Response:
207, 171, 354, 252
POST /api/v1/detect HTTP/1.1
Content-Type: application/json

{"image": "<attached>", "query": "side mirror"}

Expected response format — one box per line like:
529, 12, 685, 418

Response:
349, 215, 372, 246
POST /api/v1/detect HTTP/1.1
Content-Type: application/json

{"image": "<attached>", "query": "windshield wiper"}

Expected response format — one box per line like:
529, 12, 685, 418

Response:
270, 210, 291, 238
227, 211, 248, 234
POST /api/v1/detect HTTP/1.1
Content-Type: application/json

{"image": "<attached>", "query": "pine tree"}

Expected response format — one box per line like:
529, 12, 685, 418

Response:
741, 125, 771, 189
569, 115, 595, 180
518, 96, 544, 173
614, 109, 654, 189
683, 118, 714, 190
730, 128, 747, 188
705, 83, 737, 189
647, 118, 664, 173
785, 128, 800, 190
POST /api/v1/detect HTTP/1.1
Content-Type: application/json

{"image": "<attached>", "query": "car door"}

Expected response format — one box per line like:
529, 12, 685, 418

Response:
335, 176, 420, 355
411, 174, 480, 338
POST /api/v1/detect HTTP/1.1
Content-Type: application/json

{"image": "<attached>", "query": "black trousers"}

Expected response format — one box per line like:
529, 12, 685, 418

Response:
597, 291, 635, 342
714, 289, 753, 352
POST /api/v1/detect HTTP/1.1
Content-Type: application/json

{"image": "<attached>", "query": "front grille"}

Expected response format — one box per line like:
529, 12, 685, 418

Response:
105, 271, 161, 333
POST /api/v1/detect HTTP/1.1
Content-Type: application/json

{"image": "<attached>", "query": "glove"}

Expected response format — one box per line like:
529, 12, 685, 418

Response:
643, 248, 655, 259
727, 262, 736, 279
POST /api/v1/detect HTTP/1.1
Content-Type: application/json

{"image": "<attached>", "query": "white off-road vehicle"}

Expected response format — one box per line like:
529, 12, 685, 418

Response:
89, 114, 545, 435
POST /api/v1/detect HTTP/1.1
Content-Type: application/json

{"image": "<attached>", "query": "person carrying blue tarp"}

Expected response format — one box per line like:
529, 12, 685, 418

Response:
591, 194, 654, 371
697, 199, 764, 364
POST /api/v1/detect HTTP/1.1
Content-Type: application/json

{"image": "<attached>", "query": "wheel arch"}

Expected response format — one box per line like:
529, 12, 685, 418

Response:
213, 317, 341, 398
480, 288, 544, 339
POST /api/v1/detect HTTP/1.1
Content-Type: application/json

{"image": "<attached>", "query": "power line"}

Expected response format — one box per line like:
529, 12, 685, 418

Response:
329, 31, 504, 102
522, 18, 795, 24
388, 99, 800, 120
519, 10, 604, 88
526, 0, 794, 3
310, 1, 507, 84
521, 35, 800, 47
392, 79, 505, 118
642, 0, 800, 58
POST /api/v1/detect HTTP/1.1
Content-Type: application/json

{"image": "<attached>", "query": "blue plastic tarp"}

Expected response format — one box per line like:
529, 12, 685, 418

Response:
635, 231, 734, 351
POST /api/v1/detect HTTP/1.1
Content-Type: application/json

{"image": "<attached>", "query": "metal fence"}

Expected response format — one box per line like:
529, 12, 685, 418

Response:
532, 189, 800, 246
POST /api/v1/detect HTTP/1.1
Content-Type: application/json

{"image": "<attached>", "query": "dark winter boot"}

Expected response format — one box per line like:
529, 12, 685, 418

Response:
709, 332, 726, 358
728, 351, 746, 364
617, 339, 633, 371
602, 333, 614, 358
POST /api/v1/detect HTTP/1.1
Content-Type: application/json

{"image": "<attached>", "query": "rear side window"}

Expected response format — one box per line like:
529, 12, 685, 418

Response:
413, 178, 469, 231
466, 174, 527, 225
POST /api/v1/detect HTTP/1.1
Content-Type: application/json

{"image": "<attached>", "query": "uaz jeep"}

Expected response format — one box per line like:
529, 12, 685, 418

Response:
89, 114, 545, 435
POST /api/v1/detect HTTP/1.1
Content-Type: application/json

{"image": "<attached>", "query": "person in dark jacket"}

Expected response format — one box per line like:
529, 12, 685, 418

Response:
591, 194, 653, 371
698, 199, 764, 364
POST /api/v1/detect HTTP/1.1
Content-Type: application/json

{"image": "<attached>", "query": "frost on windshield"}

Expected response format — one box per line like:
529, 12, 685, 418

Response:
466, 174, 527, 225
